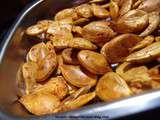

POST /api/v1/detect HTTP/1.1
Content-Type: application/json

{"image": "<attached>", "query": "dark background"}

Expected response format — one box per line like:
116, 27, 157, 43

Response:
0, 0, 32, 39
0, 0, 160, 119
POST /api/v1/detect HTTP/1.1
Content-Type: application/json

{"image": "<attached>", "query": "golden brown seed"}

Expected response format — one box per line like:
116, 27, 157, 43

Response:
155, 36, 160, 42
70, 86, 91, 98
113, 0, 123, 6
115, 10, 149, 33
96, 72, 131, 101
120, 66, 151, 83
126, 42, 160, 63
73, 18, 89, 25
132, 0, 143, 9
17, 64, 25, 96
116, 62, 132, 75
62, 48, 79, 65
129, 35, 154, 52
69, 37, 97, 50
26, 24, 45, 36
27, 43, 50, 62
138, 0, 160, 12
101, 34, 142, 63
22, 62, 39, 94
47, 21, 72, 34
150, 81, 160, 89
82, 21, 116, 43
48, 29, 73, 49
148, 65, 160, 81
75, 4, 93, 18
72, 26, 83, 36
78, 50, 111, 74
32, 76, 68, 100
109, 0, 119, 20
19, 92, 60, 115
130, 87, 144, 94
26, 20, 54, 36
140, 12, 160, 37
91, 4, 110, 18
17, 63, 40, 96
53, 86, 95, 113
67, 83, 78, 95
59, 92, 96, 112
26, 42, 57, 82
119, 0, 133, 16
54, 8, 78, 21
60, 64, 97, 87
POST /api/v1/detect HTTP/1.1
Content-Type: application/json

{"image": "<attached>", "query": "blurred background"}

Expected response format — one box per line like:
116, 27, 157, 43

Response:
0, 0, 32, 40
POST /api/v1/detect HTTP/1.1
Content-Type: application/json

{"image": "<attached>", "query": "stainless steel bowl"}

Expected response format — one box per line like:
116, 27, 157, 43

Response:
1, 0, 160, 119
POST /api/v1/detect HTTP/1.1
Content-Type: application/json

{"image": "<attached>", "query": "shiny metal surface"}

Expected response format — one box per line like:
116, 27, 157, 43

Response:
0, 0, 160, 119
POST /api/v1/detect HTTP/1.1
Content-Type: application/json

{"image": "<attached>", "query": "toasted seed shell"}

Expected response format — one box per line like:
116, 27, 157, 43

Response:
138, 0, 160, 12
19, 92, 60, 116
26, 42, 57, 82
116, 62, 132, 75
62, 48, 79, 65
26, 24, 45, 36
69, 37, 97, 50
113, 0, 123, 6
78, 50, 111, 74
82, 21, 116, 43
60, 65, 97, 87
53, 87, 95, 113
75, 4, 93, 18
148, 65, 160, 81
60, 92, 96, 111
17, 63, 40, 96
47, 21, 72, 34
73, 18, 89, 25
91, 4, 110, 18
67, 83, 78, 95
101, 34, 142, 63
126, 42, 160, 63
72, 26, 83, 36
155, 36, 160, 42
140, 12, 160, 37
26, 20, 54, 36
115, 10, 149, 33
48, 29, 73, 49
132, 0, 142, 9
130, 35, 154, 52
150, 81, 160, 89
121, 66, 151, 83
96, 72, 131, 101
119, 0, 133, 16
36, 53, 57, 82
22, 62, 39, 94
17, 64, 26, 96
27, 43, 50, 62
69, 86, 91, 99
54, 8, 78, 21
54, 86, 92, 113
32, 76, 68, 100
109, 0, 119, 20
